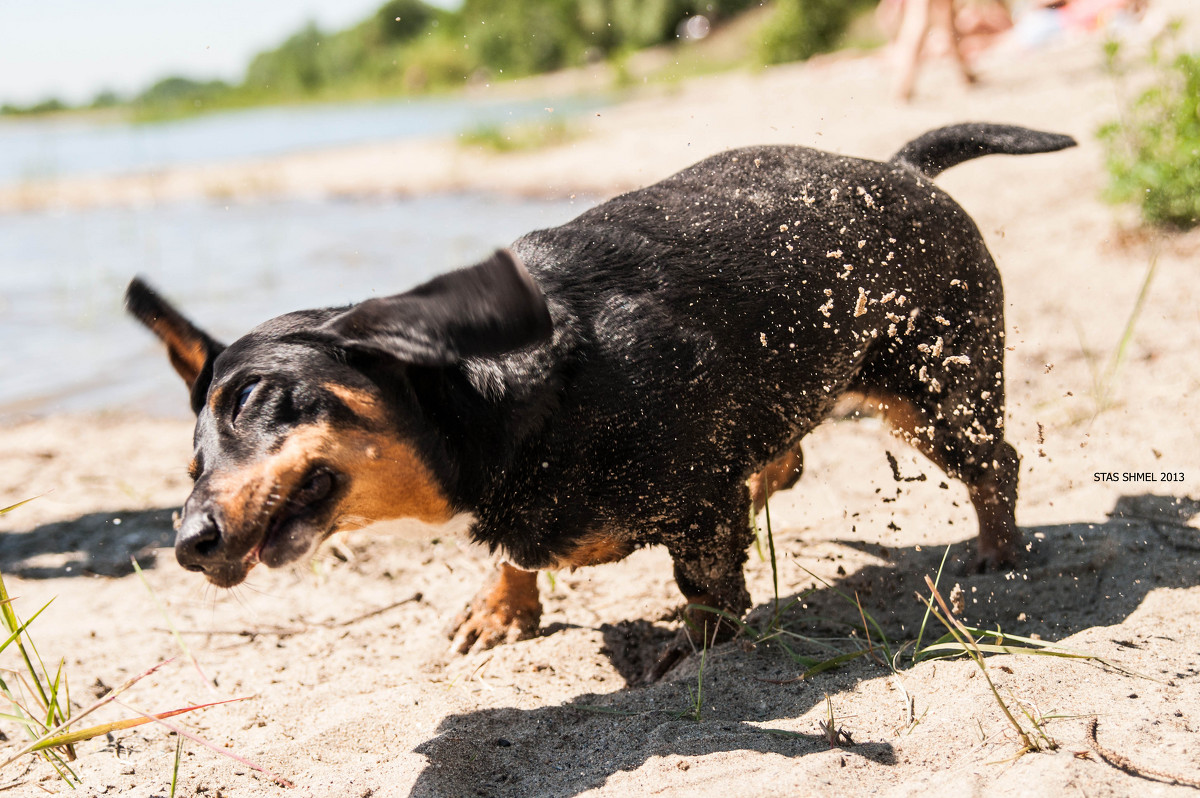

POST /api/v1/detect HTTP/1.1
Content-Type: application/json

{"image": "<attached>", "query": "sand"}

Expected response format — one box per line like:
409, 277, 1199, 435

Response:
1, 3, 1199, 795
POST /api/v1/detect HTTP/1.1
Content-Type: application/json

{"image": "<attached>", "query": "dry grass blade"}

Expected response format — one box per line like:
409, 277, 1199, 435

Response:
817, 695, 854, 747
0, 659, 172, 771
917, 622, 1157, 681
30, 697, 248, 751
113, 699, 295, 788
853, 591, 884, 667
921, 575, 1039, 754
0, 497, 45, 516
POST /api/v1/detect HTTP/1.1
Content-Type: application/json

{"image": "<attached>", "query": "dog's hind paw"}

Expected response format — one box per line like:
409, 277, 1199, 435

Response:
968, 541, 1024, 574
448, 562, 542, 654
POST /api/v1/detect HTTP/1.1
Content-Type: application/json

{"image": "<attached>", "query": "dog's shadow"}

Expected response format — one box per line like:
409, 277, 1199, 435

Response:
409, 493, 1199, 798
0, 507, 177, 579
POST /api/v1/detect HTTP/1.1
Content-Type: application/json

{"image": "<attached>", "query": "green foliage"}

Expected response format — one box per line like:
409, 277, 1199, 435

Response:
459, 0, 759, 78
89, 90, 121, 109
133, 76, 234, 118
245, 23, 342, 95
229, 0, 766, 100
0, 97, 68, 116
374, 0, 437, 43
460, 118, 575, 152
1099, 31, 1200, 229
4, 0, 871, 119
0, 571, 78, 783
240, 4, 464, 101
758, 0, 875, 65
461, 0, 587, 76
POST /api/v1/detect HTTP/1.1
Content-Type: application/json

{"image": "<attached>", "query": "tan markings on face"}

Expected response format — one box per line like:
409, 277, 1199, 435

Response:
334, 428, 453, 525
187, 458, 201, 481
151, 318, 208, 387
208, 422, 452, 546
207, 384, 227, 414
551, 530, 634, 570
322, 383, 385, 423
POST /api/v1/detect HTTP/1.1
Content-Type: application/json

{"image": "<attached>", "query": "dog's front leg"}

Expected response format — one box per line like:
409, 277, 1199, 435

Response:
645, 514, 754, 682
449, 561, 542, 654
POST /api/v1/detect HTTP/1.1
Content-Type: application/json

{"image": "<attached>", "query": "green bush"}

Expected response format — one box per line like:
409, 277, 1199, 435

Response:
758, 0, 874, 65
1100, 36, 1200, 229
0, 97, 69, 116
133, 76, 233, 116
243, 2, 452, 98
374, 0, 437, 43
460, 0, 587, 76
28, 0, 795, 119
460, 0, 762, 78
245, 23, 329, 93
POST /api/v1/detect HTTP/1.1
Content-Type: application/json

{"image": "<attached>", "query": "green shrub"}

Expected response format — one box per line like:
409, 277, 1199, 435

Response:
1099, 34, 1200, 229
758, 0, 875, 65
373, 0, 437, 43
461, 0, 588, 76
133, 76, 233, 117
460, 0, 762, 78
461, 118, 574, 152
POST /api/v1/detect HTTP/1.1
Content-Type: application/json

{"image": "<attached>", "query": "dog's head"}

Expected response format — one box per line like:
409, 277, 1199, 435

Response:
127, 250, 551, 587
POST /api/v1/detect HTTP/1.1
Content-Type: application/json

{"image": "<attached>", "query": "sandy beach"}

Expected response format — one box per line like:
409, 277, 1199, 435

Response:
2, 2, 1199, 795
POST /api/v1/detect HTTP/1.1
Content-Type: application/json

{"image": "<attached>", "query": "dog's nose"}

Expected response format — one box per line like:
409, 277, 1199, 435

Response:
175, 510, 223, 572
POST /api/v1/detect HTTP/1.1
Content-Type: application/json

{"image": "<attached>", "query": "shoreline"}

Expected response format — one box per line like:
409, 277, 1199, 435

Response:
2, 0, 1195, 215
0, 40, 1075, 213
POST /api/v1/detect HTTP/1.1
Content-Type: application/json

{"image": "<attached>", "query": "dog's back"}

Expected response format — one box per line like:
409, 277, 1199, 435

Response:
505, 132, 1029, 498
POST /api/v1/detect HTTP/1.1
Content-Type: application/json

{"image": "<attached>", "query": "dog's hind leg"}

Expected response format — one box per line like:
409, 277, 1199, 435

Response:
854, 296, 1021, 570
449, 562, 542, 654
749, 446, 804, 516
859, 388, 1020, 570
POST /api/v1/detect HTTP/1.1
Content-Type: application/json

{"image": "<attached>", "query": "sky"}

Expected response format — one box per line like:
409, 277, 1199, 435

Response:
0, 0, 450, 106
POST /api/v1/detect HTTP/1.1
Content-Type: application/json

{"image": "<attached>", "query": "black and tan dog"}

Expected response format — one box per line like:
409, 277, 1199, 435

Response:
127, 123, 1074, 669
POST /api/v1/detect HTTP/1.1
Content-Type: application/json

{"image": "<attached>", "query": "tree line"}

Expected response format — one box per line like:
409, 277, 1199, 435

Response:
3, 0, 875, 119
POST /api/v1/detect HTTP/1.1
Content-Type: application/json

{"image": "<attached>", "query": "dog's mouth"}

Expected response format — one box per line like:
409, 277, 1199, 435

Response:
246, 467, 339, 570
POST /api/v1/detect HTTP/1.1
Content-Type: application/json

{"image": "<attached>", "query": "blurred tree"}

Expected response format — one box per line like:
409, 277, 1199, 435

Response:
759, 0, 875, 64
135, 76, 231, 113
246, 23, 327, 93
374, 0, 437, 43
89, 89, 121, 109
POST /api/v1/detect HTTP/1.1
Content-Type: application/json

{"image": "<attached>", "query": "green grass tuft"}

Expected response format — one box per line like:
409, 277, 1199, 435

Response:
459, 118, 575, 153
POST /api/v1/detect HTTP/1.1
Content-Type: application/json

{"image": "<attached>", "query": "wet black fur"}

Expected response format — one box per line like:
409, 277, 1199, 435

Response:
128, 123, 1074, 612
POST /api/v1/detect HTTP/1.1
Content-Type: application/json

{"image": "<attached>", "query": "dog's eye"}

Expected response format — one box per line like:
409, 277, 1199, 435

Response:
232, 381, 259, 422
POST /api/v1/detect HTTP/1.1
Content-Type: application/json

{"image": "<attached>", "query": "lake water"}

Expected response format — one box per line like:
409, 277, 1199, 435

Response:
0, 94, 603, 185
0, 97, 604, 419
0, 194, 594, 419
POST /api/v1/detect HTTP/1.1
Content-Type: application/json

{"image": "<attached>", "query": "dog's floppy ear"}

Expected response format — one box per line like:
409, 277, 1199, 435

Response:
126, 278, 224, 413
324, 249, 553, 365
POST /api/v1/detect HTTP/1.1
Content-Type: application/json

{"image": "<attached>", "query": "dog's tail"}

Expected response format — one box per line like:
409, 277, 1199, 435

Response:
890, 123, 1076, 179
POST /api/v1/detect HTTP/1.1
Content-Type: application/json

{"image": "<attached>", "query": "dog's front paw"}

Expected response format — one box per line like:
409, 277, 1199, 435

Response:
448, 562, 542, 654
